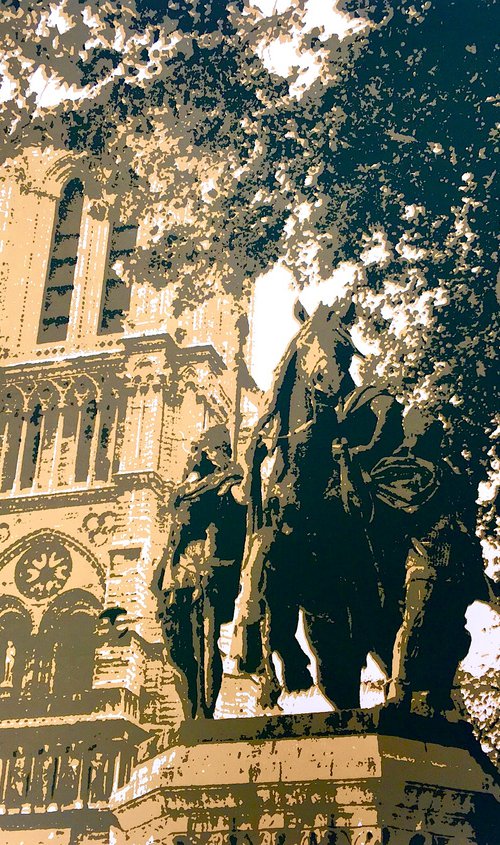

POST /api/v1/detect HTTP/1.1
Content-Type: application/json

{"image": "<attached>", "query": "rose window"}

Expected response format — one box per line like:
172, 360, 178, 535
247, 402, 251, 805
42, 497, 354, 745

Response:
15, 541, 72, 601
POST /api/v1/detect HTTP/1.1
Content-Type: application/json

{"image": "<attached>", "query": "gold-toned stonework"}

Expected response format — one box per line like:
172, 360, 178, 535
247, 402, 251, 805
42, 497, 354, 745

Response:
0, 145, 256, 843
0, 1, 498, 838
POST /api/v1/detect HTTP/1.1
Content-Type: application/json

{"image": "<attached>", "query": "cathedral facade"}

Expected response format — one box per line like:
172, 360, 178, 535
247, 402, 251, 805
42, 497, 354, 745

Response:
0, 146, 246, 844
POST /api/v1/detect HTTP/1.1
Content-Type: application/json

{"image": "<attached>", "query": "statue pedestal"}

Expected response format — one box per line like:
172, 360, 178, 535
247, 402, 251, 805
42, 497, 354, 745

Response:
111, 713, 499, 845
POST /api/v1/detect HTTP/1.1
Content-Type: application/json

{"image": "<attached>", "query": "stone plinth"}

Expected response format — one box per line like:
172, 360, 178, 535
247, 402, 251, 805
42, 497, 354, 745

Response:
110, 714, 499, 845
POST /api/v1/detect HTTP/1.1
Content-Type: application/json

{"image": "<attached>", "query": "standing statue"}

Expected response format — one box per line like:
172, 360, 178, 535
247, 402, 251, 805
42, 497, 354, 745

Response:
1, 640, 16, 687
229, 302, 405, 710
6, 746, 29, 806
379, 410, 491, 714
157, 426, 246, 718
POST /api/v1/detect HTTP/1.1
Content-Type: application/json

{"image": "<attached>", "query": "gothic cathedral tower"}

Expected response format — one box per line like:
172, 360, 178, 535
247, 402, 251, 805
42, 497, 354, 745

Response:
0, 146, 244, 844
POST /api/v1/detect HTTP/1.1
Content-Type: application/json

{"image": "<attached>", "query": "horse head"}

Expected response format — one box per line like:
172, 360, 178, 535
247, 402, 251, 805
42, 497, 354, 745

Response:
296, 301, 359, 399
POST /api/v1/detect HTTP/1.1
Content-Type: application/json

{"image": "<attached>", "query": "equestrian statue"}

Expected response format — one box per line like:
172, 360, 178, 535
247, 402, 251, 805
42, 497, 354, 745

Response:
228, 300, 491, 716
158, 302, 492, 719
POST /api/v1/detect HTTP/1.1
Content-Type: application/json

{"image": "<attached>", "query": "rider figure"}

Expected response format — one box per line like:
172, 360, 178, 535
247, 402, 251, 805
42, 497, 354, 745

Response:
386, 409, 488, 714
231, 301, 406, 710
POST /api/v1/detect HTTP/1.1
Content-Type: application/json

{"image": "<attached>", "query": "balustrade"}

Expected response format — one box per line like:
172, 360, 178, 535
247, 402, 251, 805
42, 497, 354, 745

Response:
0, 686, 140, 721
0, 740, 124, 811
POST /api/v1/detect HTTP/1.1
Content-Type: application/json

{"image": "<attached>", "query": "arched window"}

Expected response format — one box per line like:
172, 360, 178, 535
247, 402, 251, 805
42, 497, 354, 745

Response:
35, 591, 99, 702
74, 398, 97, 483
19, 402, 42, 490
38, 179, 84, 343
94, 396, 118, 482
98, 223, 137, 334
50, 610, 97, 698
0, 389, 24, 493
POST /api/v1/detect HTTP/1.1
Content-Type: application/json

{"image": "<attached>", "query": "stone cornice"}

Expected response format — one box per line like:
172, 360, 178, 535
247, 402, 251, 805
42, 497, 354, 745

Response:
0, 471, 172, 515
0, 333, 227, 382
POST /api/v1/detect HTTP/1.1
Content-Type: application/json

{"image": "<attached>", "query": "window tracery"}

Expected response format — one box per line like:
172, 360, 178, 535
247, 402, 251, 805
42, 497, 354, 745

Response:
14, 540, 72, 602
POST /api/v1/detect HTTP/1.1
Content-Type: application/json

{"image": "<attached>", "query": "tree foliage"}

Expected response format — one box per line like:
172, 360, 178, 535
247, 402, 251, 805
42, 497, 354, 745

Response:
0, 0, 498, 500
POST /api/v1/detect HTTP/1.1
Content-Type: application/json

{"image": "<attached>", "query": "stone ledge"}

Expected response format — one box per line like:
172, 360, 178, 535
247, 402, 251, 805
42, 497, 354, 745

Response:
110, 731, 500, 845
177, 709, 476, 749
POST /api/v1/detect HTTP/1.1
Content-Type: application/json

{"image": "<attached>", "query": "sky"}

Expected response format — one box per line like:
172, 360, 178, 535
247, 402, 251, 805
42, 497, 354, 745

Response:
249, 262, 357, 390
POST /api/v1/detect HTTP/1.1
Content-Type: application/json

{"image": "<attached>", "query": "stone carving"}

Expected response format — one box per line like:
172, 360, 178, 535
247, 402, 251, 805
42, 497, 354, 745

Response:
157, 424, 246, 718
57, 748, 81, 806
88, 752, 107, 803
15, 539, 72, 601
98, 607, 129, 640
161, 302, 489, 719
6, 746, 29, 805
39, 750, 56, 806
1, 640, 15, 686
83, 511, 117, 546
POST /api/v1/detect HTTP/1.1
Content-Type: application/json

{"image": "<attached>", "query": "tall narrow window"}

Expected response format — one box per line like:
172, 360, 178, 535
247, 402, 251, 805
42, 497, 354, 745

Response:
98, 224, 136, 334
75, 399, 97, 483
0, 390, 23, 493
38, 179, 84, 343
20, 403, 42, 490
94, 399, 117, 482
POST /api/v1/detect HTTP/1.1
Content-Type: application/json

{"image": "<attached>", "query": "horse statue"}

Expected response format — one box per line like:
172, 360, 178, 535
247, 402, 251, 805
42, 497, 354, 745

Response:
229, 301, 406, 710
229, 300, 491, 716
156, 426, 246, 718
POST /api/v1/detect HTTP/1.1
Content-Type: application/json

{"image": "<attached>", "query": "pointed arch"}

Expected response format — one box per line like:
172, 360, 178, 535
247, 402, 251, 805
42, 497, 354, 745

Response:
0, 387, 25, 492
0, 597, 34, 693
36, 588, 101, 699
40, 587, 102, 627
20, 147, 88, 197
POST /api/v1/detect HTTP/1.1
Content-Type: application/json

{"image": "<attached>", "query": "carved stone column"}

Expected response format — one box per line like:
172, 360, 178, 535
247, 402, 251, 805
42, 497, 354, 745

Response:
118, 358, 166, 474
34, 396, 62, 492
11, 409, 29, 494
47, 400, 67, 490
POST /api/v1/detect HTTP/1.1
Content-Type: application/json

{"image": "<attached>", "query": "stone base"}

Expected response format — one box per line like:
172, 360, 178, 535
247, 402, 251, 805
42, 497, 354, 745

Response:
0, 809, 111, 845
111, 714, 500, 845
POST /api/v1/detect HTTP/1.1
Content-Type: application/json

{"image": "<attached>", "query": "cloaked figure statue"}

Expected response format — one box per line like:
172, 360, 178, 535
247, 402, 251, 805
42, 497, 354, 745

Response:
378, 409, 492, 715
156, 426, 246, 718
